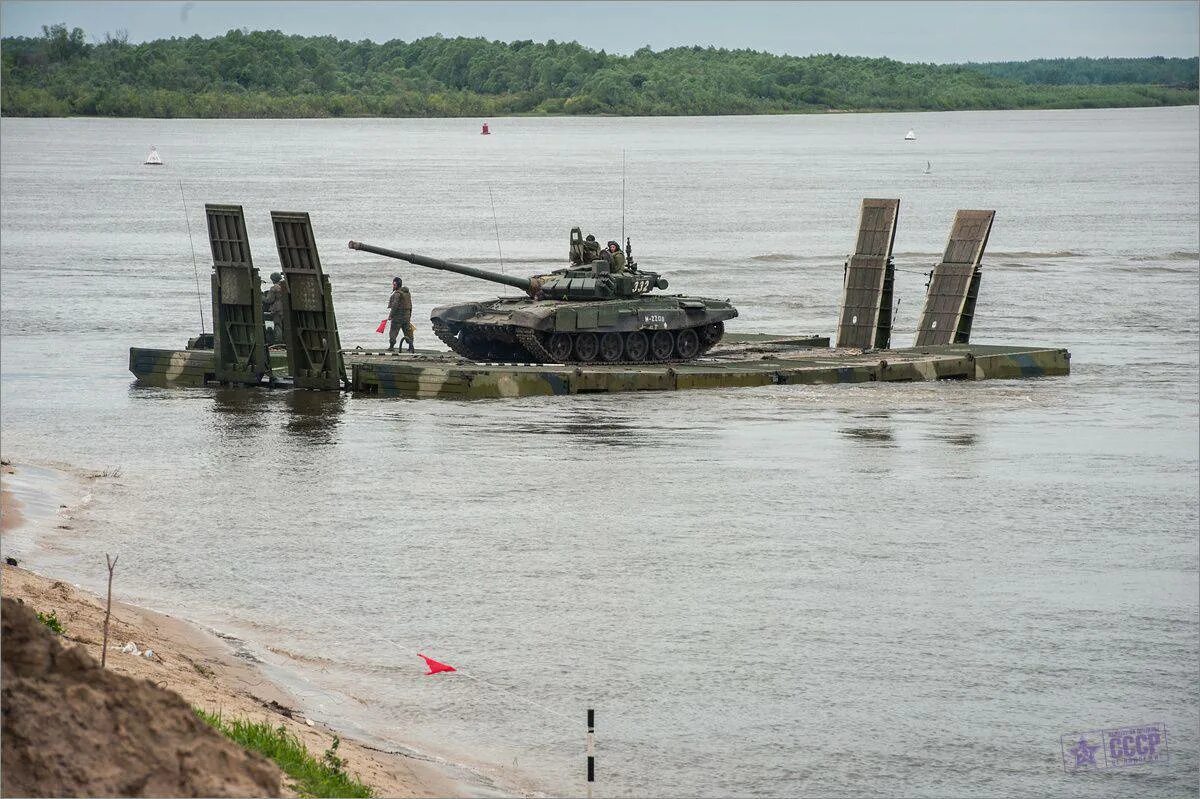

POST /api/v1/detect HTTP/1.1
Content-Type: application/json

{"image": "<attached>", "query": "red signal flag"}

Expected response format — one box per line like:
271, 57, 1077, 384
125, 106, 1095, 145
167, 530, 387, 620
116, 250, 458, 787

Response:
376, 319, 388, 334
418, 653, 456, 675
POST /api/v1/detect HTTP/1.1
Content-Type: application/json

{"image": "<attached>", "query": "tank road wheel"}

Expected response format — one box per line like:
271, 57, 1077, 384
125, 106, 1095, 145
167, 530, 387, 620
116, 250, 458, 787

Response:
649, 330, 674, 362
624, 331, 649, 363
675, 328, 701, 360
699, 321, 725, 347
546, 332, 573, 362
573, 332, 600, 362
598, 332, 624, 363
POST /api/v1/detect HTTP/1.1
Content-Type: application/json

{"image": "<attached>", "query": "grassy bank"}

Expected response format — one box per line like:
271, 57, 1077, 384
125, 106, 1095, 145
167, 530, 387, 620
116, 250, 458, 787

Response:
195, 709, 373, 798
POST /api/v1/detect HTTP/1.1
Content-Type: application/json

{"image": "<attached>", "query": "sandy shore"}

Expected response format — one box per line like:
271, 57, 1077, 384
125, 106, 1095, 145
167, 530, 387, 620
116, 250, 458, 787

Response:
0, 463, 505, 798
1, 462, 23, 532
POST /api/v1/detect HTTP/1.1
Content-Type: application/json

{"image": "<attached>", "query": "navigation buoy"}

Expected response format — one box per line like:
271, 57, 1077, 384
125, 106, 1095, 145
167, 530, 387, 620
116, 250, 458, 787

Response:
481, 122, 491, 135
144, 146, 164, 165
904, 130, 916, 141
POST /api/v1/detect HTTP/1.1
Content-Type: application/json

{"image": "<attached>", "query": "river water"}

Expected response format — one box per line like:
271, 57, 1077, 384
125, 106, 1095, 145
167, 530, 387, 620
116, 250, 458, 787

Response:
1, 107, 1197, 797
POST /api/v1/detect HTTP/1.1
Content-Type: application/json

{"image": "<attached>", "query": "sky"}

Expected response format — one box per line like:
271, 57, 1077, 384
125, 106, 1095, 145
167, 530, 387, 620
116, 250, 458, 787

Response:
1, 1, 1197, 63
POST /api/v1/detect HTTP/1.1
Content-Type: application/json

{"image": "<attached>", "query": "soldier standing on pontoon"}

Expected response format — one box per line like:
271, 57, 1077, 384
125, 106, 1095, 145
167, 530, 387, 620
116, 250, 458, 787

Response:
387, 276, 414, 353
264, 272, 287, 343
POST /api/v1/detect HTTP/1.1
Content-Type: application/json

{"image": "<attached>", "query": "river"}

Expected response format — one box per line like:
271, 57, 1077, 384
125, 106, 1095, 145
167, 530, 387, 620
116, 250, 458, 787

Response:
1, 107, 1197, 797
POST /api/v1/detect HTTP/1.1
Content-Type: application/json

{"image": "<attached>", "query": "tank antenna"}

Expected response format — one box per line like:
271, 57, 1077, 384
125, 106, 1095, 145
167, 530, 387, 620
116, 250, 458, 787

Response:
178, 180, 206, 334
621, 149, 626, 246
487, 183, 504, 271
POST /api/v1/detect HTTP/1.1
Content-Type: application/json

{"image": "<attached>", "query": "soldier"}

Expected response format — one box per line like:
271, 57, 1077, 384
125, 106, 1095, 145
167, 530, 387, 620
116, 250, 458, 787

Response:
582, 234, 601, 263
606, 240, 626, 272
387, 276, 414, 353
265, 272, 287, 342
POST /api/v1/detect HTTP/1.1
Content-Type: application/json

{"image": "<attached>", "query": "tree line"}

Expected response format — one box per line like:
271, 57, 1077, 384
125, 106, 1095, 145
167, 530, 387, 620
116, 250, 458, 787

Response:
2, 25, 1196, 118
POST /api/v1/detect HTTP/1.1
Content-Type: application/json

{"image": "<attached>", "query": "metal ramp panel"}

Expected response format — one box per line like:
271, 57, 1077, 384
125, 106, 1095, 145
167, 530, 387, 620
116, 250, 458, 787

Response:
206, 204, 268, 385
836, 198, 900, 350
914, 210, 994, 347
270, 211, 345, 390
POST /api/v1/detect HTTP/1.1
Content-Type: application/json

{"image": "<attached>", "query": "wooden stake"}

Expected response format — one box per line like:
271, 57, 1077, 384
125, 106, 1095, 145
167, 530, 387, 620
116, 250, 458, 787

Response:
101, 553, 118, 667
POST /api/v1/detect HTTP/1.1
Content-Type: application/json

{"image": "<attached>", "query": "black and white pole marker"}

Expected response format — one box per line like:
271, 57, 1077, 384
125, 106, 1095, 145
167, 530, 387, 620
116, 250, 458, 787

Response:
586, 708, 595, 799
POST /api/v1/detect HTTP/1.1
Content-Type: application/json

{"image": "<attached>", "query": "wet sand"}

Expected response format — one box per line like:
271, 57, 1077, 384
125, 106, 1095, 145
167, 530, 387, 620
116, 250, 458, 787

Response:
0, 462, 23, 533
0, 463, 496, 798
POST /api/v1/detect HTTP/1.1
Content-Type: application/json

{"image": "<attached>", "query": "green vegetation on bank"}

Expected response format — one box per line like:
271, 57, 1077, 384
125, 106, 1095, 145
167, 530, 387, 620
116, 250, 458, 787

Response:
194, 709, 373, 798
3, 24, 1196, 118
962, 56, 1198, 87
36, 609, 64, 635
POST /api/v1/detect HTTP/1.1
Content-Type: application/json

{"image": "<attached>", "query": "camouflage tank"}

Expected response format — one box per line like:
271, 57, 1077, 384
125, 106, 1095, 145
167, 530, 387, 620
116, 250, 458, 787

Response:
347, 232, 737, 364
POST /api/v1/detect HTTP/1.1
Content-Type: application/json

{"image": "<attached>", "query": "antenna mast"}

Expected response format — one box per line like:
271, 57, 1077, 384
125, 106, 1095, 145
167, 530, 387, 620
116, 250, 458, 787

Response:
621, 149, 626, 245
488, 184, 504, 270
178, 180, 206, 334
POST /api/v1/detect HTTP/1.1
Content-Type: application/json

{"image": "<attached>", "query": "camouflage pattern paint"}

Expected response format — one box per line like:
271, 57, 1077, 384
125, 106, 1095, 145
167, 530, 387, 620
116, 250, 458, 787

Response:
131, 341, 1069, 397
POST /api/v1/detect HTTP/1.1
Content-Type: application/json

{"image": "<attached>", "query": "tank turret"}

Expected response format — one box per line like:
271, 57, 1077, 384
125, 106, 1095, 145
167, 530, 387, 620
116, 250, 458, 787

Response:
347, 238, 735, 365
348, 240, 667, 301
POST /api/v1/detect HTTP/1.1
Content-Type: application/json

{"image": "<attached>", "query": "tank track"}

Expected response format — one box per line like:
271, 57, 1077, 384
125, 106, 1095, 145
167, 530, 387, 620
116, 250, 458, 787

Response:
514, 327, 557, 363
697, 331, 722, 356
432, 322, 482, 359
513, 324, 724, 365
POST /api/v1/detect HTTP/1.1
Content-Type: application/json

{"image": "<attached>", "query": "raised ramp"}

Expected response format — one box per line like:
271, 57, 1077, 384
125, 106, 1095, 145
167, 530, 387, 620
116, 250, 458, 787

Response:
206, 204, 268, 385
270, 211, 345, 390
836, 199, 900, 350
914, 210, 994, 347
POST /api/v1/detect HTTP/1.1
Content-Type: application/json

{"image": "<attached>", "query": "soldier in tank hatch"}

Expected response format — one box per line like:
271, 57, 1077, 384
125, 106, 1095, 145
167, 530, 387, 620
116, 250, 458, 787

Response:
582, 234, 601, 263
387, 276, 414, 353
606, 240, 626, 272
597, 242, 613, 269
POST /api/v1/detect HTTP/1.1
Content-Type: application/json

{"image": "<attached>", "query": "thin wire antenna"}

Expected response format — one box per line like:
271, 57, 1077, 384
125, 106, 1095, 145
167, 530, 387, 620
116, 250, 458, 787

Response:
621, 149, 626, 245
178, 180, 206, 333
488, 183, 504, 270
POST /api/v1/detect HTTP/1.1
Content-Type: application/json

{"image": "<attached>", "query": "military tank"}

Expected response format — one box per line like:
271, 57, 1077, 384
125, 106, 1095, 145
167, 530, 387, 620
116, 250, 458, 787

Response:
347, 234, 737, 364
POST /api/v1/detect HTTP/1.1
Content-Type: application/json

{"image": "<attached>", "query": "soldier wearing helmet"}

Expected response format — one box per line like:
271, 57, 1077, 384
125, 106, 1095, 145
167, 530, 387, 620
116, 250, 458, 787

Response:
264, 272, 287, 343
606, 240, 626, 272
387, 276, 414, 353
582, 234, 601, 264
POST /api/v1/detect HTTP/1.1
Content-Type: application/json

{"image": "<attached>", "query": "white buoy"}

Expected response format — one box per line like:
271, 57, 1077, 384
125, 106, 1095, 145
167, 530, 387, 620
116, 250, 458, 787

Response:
904, 130, 917, 141
144, 146, 164, 166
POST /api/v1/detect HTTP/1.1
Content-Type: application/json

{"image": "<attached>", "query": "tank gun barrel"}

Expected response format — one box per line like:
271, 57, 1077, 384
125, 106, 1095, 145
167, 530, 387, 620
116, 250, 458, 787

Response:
348, 240, 532, 292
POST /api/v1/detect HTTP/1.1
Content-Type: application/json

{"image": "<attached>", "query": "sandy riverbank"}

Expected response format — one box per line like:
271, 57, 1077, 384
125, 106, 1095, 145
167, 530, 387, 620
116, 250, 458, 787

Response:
0, 463, 502, 798
1, 462, 23, 532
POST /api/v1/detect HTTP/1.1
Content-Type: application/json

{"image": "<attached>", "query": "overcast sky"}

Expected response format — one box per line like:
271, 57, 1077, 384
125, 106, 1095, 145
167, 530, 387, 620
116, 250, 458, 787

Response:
2, 1, 1197, 62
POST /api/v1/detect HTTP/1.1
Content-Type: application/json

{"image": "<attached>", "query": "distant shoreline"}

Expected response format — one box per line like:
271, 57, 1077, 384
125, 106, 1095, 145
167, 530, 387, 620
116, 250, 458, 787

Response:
4, 30, 1194, 118
2, 103, 1196, 123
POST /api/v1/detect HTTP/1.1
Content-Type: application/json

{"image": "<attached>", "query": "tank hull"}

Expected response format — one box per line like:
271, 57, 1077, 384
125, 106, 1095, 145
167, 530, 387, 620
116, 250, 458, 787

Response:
431, 294, 738, 364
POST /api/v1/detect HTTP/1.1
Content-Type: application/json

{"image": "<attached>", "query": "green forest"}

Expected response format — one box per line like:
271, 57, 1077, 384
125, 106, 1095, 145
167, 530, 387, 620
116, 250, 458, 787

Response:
3, 25, 1196, 118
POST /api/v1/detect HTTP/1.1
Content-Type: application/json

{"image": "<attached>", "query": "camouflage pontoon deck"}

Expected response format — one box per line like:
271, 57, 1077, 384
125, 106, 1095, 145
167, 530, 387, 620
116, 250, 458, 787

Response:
346, 338, 1069, 398
129, 334, 1069, 398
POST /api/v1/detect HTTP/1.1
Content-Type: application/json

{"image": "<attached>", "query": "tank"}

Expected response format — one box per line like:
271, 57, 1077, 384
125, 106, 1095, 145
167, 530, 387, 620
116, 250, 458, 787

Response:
348, 234, 738, 364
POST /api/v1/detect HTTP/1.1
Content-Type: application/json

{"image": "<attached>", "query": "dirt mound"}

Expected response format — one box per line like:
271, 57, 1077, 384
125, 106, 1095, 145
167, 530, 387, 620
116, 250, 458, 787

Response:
1, 597, 282, 797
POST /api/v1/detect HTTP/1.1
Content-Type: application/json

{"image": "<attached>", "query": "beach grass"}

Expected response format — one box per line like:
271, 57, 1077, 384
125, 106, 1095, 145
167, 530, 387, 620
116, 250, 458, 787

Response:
194, 708, 373, 798
36, 609, 65, 635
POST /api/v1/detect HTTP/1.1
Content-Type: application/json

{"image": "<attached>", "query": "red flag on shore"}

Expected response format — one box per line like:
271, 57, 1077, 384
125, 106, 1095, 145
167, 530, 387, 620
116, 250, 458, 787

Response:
418, 653, 456, 675
375, 319, 388, 334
